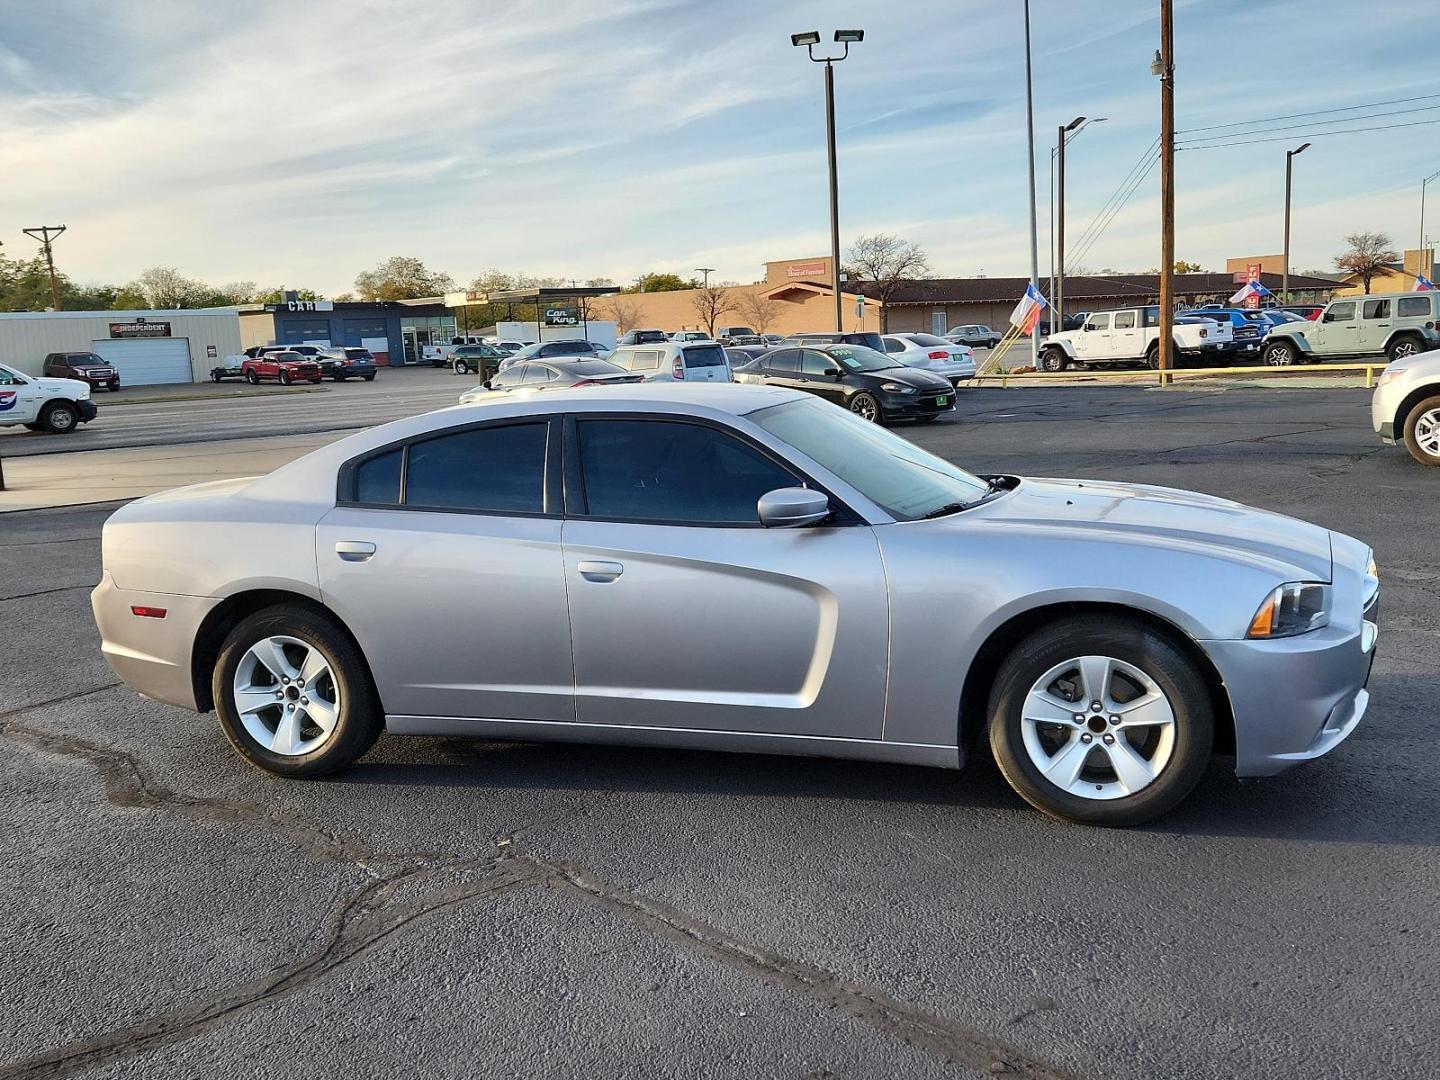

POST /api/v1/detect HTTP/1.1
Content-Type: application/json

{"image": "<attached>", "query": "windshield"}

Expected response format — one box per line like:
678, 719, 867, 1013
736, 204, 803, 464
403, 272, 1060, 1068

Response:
750, 397, 990, 520
827, 345, 897, 373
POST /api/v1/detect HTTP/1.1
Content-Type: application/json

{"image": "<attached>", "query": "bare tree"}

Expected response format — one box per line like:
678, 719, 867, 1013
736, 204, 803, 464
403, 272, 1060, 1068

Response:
734, 291, 783, 334
1335, 232, 1399, 294
690, 285, 733, 337
598, 295, 645, 333
844, 234, 930, 331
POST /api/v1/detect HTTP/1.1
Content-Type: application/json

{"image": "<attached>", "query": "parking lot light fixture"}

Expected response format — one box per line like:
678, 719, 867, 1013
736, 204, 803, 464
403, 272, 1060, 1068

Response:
1283, 142, 1310, 303
791, 31, 820, 47
834, 29, 864, 43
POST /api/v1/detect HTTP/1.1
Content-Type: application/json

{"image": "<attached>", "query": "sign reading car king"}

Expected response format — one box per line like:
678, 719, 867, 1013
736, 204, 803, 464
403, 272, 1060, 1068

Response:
544, 307, 579, 326
109, 321, 171, 338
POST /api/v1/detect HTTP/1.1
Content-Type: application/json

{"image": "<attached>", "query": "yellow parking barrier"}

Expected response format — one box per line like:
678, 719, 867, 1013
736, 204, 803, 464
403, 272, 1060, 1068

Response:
974, 362, 1389, 389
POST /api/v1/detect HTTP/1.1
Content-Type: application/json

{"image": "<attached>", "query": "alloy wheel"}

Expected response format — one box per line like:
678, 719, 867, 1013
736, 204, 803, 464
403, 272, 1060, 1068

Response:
232, 635, 342, 757
1415, 408, 1440, 458
1019, 655, 1176, 800
849, 395, 878, 421
1392, 340, 1418, 359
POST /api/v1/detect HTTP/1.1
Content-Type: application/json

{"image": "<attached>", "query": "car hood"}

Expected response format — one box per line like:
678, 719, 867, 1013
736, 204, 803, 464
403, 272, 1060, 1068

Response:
35, 377, 91, 396
971, 477, 1333, 581
867, 365, 952, 390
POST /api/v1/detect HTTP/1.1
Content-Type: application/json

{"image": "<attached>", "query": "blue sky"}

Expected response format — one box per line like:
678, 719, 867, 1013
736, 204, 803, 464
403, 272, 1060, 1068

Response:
0, 0, 1435, 295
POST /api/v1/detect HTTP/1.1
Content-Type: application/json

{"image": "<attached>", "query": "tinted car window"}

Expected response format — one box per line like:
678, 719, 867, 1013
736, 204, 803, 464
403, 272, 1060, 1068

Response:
801, 350, 835, 375
354, 449, 402, 504
491, 365, 527, 388
907, 334, 950, 347
1398, 296, 1430, 317
577, 420, 795, 524
767, 348, 801, 373
522, 365, 554, 384
542, 341, 595, 357
1362, 299, 1390, 319
828, 346, 894, 373
1088, 314, 1112, 330
883, 337, 905, 353
405, 424, 547, 513
681, 344, 726, 368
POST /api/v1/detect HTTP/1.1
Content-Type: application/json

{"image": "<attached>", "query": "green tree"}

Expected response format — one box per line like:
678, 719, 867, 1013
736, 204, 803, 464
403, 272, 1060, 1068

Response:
623, 272, 700, 294
354, 256, 456, 301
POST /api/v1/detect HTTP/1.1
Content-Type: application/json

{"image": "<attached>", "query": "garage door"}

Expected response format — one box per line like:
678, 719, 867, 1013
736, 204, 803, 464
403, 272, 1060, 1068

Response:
90, 338, 193, 386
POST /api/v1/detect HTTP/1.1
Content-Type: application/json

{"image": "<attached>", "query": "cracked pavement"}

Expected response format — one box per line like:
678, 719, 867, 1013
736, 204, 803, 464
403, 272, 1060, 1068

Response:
1, 385, 1436, 1078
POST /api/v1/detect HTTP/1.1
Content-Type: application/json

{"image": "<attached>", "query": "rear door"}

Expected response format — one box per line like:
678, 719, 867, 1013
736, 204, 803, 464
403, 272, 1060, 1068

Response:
758, 348, 803, 391
1358, 298, 1391, 355
1110, 310, 1141, 358
316, 417, 574, 721
560, 415, 887, 737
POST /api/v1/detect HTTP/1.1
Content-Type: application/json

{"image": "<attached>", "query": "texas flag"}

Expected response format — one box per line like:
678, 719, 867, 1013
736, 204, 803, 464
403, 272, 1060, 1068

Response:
1228, 279, 1275, 305
1414, 273, 1436, 292
1009, 282, 1049, 335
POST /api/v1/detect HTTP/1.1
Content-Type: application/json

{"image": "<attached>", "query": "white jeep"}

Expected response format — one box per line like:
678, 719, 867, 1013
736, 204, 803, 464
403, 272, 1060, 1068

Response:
0, 361, 97, 434
1040, 305, 1235, 371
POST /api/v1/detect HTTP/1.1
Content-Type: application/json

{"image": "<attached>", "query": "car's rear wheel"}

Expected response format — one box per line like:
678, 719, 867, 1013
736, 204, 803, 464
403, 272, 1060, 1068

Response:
987, 615, 1214, 826
1402, 394, 1440, 466
213, 605, 383, 778
1263, 340, 1297, 367
1040, 347, 1067, 373
39, 401, 78, 434
211, 371, 223, 383
848, 392, 880, 423
1387, 335, 1423, 363
363, 373, 375, 382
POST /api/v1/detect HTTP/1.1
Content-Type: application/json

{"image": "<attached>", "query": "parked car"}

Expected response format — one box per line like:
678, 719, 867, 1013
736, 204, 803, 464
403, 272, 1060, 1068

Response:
43, 351, 120, 392
607, 340, 733, 382
1278, 304, 1324, 321
1040, 306, 1235, 371
1371, 349, 1440, 465
726, 335, 766, 346
1261, 292, 1440, 366
92, 385, 1379, 826
671, 331, 711, 342
714, 325, 757, 345
449, 343, 508, 377
1180, 309, 1267, 358
783, 330, 887, 352
497, 341, 610, 371
210, 355, 248, 382
732, 343, 953, 424
945, 325, 1002, 349
0, 360, 97, 433
458, 359, 642, 402
881, 334, 977, 386
493, 340, 528, 355
725, 346, 773, 370
247, 344, 325, 362
241, 351, 322, 385
617, 329, 670, 346
317, 348, 378, 382
761, 334, 784, 346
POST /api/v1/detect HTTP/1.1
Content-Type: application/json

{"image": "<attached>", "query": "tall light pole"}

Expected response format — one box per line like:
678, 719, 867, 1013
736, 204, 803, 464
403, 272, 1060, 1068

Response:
1282, 143, 1309, 304
1421, 169, 1440, 280
1022, 0, 1040, 366
1153, 0, 1175, 372
1050, 117, 1106, 331
792, 29, 863, 332
694, 267, 716, 288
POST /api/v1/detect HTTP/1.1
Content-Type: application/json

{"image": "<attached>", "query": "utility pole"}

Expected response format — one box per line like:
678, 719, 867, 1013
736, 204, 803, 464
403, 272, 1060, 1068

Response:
694, 267, 715, 289
1155, 0, 1175, 372
1023, 0, 1040, 367
1282, 143, 1310, 304
23, 225, 67, 311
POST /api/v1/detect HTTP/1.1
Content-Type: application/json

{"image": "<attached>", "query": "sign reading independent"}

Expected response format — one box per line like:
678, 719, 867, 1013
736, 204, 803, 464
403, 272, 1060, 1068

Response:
109, 320, 172, 339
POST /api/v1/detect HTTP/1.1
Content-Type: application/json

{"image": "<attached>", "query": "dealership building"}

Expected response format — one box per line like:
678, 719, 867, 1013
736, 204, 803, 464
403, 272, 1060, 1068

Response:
0, 309, 242, 385
239, 299, 457, 366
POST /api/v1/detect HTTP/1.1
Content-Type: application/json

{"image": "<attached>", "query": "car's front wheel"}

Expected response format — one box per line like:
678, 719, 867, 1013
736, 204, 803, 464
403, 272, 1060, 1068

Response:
39, 401, 79, 434
454, 359, 470, 375
245, 370, 259, 384
213, 605, 383, 778
848, 392, 881, 423
1263, 340, 1298, 367
1040, 347, 1067, 373
1403, 394, 1440, 466
987, 615, 1214, 826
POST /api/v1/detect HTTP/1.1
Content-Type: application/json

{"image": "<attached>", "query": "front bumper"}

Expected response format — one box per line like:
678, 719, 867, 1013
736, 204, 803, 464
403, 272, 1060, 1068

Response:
879, 389, 955, 419
76, 400, 98, 423
1378, 420, 1396, 444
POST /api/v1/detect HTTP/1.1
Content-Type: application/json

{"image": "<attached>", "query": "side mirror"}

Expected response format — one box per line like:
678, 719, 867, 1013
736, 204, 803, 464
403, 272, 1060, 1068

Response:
1322, 312, 1335, 323
482, 380, 493, 390
1084, 322, 1098, 332
825, 366, 842, 377
757, 487, 831, 528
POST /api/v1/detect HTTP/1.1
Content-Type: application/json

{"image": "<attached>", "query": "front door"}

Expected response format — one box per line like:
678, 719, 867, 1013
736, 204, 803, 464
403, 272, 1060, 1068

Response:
0, 368, 38, 423
561, 415, 887, 738
1081, 312, 1113, 360
315, 417, 575, 721
1313, 299, 1357, 355
796, 348, 848, 405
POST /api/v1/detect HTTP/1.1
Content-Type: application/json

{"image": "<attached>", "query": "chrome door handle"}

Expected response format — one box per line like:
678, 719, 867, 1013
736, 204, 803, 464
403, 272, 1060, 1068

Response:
335, 541, 376, 562
578, 560, 623, 582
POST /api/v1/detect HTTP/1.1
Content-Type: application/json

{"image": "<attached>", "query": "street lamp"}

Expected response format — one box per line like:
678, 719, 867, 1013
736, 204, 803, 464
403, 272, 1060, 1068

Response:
1052, 116, 1107, 330
1282, 142, 1309, 303
792, 28, 863, 331
1420, 169, 1440, 280
694, 267, 715, 288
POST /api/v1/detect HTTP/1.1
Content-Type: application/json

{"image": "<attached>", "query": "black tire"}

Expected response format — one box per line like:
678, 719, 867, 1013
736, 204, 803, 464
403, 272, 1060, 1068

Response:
245, 370, 259, 384
363, 373, 375, 382
1040, 347, 1067, 373
1402, 393, 1440, 466
279, 369, 292, 385
211, 371, 223, 383
1263, 340, 1297, 367
39, 400, 79, 434
213, 605, 383, 778
1387, 334, 1424, 363
1144, 344, 1161, 370
987, 615, 1214, 826
454, 359, 470, 375
847, 391, 881, 423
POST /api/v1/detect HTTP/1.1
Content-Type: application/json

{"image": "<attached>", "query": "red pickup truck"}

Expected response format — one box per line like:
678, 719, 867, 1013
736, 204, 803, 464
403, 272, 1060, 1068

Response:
240, 350, 322, 385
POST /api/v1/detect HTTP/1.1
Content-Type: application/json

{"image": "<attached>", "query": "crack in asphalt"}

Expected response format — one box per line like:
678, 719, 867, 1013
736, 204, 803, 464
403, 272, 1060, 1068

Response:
0, 584, 94, 602
0, 688, 1082, 1080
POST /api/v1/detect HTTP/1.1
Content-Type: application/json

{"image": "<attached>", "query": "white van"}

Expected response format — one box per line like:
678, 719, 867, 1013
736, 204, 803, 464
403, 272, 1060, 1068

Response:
608, 340, 733, 382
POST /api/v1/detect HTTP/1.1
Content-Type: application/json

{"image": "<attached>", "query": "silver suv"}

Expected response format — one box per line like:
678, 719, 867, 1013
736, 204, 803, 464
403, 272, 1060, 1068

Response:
608, 340, 733, 382
1262, 291, 1440, 366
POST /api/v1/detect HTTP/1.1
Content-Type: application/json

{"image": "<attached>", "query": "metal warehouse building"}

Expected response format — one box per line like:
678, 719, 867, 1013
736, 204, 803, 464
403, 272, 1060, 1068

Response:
239, 299, 457, 366
0, 309, 242, 385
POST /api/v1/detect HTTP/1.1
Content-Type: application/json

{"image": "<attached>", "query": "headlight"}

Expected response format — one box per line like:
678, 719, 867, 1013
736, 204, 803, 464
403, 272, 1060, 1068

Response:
879, 383, 916, 394
1247, 582, 1330, 638
1377, 368, 1407, 386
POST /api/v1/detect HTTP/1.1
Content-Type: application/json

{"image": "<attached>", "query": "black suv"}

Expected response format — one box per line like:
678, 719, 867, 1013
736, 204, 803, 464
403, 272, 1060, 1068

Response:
734, 343, 953, 425
43, 352, 120, 391
450, 343, 507, 377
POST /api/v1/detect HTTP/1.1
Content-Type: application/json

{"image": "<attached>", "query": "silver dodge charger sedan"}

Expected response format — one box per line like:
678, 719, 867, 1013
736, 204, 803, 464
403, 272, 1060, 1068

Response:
92, 385, 1379, 825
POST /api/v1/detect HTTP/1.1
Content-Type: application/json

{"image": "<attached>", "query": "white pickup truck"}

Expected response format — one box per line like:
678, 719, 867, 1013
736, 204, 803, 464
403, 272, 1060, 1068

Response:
1039, 306, 1236, 371
0, 361, 97, 434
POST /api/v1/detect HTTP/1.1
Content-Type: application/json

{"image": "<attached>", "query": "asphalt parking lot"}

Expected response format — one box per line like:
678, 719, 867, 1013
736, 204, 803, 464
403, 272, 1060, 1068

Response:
1, 383, 1436, 1079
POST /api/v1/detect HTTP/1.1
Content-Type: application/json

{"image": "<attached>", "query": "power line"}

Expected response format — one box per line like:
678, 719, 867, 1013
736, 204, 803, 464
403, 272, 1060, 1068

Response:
1067, 136, 1159, 257
1177, 91, 1440, 134
1070, 153, 1161, 268
1178, 116, 1440, 151
1178, 102, 1440, 145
